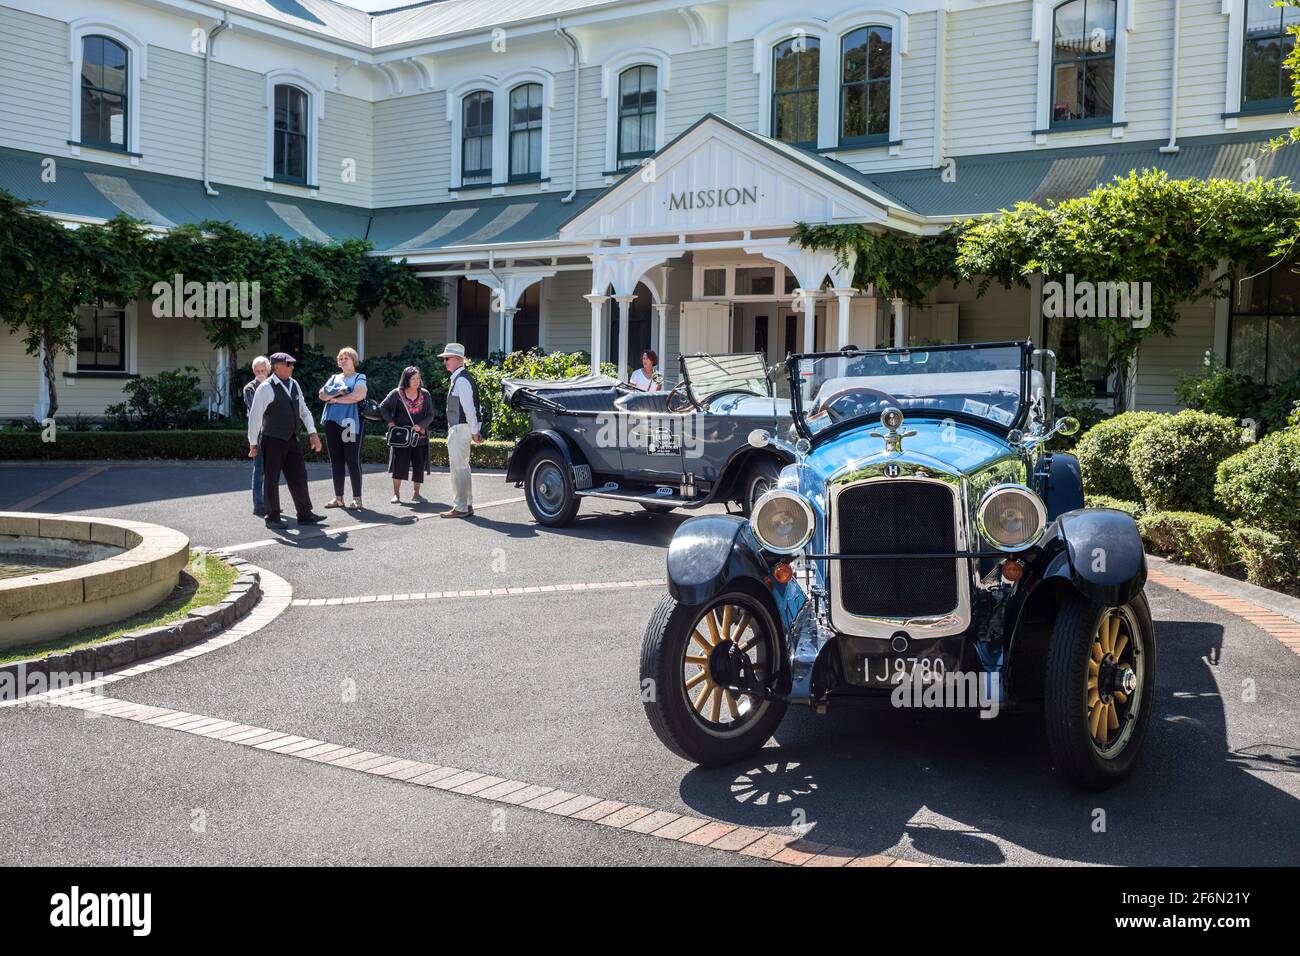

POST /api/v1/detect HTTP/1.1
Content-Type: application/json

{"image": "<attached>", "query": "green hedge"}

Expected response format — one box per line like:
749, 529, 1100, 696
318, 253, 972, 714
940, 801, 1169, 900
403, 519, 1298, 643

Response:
1231, 525, 1295, 589
1215, 427, 1300, 539
1137, 510, 1236, 574
1074, 412, 1163, 501
0, 430, 514, 469
1130, 410, 1245, 512
1084, 494, 1143, 518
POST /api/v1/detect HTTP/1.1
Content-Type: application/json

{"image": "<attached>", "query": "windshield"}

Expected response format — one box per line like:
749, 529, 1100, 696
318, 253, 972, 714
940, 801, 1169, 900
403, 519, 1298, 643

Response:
681, 353, 771, 405
791, 343, 1031, 439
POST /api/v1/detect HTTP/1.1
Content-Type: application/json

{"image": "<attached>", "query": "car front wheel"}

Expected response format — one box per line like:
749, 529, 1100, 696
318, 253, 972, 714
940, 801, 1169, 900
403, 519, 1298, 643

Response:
525, 448, 580, 527
741, 457, 782, 517
640, 588, 787, 766
1045, 591, 1156, 790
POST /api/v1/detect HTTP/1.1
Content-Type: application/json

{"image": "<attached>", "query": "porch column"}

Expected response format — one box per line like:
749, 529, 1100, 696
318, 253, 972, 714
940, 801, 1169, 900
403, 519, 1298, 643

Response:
612, 293, 636, 381
501, 307, 519, 354
891, 297, 907, 347
355, 315, 366, 360
584, 293, 609, 369
831, 287, 857, 349
652, 302, 668, 361
795, 289, 818, 353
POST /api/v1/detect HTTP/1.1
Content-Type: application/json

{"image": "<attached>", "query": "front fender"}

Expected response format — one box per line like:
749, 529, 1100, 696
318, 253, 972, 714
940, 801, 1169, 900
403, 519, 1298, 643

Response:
1043, 507, 1147, 606
667, 515, 770, 607
505, 429, 578, 483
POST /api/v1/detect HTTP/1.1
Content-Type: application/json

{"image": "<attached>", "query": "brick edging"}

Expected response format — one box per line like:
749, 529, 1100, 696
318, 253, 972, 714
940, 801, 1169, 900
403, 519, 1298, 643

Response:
1148, 567, 1300, 655
0, 554, 262, 686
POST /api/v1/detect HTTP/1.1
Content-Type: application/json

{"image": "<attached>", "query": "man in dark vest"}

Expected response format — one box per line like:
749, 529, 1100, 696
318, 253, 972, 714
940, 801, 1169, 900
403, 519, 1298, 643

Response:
247, 352, 325, 529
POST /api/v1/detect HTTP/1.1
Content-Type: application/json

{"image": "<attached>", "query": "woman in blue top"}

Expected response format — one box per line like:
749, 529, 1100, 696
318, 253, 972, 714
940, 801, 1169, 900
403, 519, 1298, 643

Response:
318, 347, 368, 510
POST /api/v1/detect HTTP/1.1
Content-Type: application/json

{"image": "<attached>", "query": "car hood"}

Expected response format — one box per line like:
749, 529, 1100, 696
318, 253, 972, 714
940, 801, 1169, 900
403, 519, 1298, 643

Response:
802, 418, 1016, 484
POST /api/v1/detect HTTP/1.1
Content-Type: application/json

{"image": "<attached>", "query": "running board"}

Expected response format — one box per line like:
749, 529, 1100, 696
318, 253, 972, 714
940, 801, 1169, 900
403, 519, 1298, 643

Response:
574, 483, 691, 507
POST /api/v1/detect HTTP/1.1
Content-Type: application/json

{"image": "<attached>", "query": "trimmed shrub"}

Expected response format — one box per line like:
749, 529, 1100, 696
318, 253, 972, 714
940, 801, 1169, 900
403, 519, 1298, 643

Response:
1231, 525, 1296, 589
1085, 495, 1142, 518
0, 430, 513, 469
1215, 427, 1300, 539
1130, 410, 1245, 512
104, 367, 205, 430
1174, 353, 1268, 423
1138, 510, 1237, 574
1073, 411, 1164, 500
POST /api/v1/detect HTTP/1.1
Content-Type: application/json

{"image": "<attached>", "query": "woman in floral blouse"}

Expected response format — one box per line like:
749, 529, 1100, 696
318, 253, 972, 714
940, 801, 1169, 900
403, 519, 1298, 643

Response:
379, 366, 435, 504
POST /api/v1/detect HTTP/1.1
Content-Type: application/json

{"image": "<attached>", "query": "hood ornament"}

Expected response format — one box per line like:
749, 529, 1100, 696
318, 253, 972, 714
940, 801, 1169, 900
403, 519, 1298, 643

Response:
870, 406, 916, 453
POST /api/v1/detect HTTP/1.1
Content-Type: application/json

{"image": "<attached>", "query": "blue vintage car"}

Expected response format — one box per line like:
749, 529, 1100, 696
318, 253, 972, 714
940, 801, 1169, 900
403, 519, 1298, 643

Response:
503, 353, 796, 526
639, 341, 1155, 790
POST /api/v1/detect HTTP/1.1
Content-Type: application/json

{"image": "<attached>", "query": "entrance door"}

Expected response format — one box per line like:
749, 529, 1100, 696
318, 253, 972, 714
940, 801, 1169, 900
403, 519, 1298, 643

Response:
679, 302, 731, 357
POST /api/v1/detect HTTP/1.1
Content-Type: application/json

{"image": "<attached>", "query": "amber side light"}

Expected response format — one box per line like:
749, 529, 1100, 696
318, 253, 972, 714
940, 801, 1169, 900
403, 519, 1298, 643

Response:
1000, 559, 1025, 583
772, 562, 795, 584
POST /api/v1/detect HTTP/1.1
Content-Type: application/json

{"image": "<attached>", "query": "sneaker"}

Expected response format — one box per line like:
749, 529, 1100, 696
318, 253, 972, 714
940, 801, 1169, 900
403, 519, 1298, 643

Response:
297, 512, 326, 525
390, 494, 401, 504
439, 509, 469, 519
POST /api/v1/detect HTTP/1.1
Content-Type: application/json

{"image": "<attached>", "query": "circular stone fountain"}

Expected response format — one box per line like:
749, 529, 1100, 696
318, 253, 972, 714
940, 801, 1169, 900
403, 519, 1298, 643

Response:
0, 512, 190, 651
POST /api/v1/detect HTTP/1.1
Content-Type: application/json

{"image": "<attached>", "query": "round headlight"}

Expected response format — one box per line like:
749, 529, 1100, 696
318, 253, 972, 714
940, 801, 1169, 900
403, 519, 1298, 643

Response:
750, 490, 814, 554
977, 484, 1047, 552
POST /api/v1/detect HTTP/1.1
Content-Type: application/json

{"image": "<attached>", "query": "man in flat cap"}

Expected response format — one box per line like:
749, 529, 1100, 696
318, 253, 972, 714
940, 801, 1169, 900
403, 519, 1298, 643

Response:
247, 352, 325, 529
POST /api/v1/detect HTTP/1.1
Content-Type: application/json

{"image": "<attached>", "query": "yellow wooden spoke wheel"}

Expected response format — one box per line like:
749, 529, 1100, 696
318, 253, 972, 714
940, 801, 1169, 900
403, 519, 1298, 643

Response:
1085, 606, 1144, 758
682, 601, 767, 729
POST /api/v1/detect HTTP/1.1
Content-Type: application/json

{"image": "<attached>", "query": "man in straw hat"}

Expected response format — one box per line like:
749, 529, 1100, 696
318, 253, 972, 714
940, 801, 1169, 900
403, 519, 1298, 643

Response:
438, 343, 483, 518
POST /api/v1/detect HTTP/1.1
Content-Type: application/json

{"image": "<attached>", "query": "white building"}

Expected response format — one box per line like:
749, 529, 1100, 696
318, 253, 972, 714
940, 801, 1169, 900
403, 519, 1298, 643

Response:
1, 0, 1297, 420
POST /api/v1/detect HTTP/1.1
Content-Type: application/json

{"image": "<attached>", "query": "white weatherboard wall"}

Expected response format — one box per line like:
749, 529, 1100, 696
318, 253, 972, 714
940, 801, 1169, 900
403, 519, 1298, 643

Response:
725, 38, 759, 132
0, 7, 70, 158
665, 46, 728, 139
0, 327, 37, 420
1132, 296, 1216, 412
945, 1, 1038, 156
373, 92, 448, 208
544, 270, 597, 355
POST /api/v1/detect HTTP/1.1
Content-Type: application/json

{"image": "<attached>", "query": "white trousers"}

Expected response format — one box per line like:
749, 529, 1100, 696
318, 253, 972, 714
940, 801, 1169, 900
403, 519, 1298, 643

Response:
447, 423, 473, 511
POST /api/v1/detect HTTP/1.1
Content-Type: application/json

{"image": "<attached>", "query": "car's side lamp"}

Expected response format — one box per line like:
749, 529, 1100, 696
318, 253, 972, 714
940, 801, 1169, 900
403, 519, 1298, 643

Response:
747, 429, 770, 449
1054, 416, 1081, 437
772, 562, 795, 584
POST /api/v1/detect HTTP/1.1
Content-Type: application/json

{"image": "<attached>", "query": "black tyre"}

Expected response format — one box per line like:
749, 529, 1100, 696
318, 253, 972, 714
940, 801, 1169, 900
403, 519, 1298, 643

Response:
640, 587, 787, 766
524, 448, 580, 527
741, 457, 782, 517
1045, 590, 1156, 790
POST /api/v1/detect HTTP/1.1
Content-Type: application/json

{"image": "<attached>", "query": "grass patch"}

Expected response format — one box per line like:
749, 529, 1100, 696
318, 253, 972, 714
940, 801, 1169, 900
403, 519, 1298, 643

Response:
0, 551, 238, 664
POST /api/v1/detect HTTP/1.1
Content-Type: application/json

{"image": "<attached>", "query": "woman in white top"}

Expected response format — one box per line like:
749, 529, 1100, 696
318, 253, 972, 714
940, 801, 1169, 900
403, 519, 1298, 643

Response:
629, 350, 662, 392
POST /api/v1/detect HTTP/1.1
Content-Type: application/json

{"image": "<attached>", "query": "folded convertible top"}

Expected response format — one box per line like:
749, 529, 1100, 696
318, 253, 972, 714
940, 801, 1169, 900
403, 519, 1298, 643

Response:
501, 374, 622, 405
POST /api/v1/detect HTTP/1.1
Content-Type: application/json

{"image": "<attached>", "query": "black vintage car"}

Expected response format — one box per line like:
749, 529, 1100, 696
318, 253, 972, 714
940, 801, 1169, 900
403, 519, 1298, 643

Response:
639, 342, 1156, 790
503, 353, 794, 527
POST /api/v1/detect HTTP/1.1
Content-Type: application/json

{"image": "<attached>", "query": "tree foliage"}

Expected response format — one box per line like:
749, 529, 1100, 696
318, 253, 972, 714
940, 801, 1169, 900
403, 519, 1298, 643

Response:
0, 188, 444, 417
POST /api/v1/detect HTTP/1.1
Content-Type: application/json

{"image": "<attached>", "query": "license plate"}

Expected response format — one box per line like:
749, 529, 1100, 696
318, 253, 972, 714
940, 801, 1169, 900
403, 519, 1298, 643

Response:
858, 655, 947, 689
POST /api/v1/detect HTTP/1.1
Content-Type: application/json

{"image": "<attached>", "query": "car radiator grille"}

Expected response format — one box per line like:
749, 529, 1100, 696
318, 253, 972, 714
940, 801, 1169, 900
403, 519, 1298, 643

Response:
835, 481, 959, 618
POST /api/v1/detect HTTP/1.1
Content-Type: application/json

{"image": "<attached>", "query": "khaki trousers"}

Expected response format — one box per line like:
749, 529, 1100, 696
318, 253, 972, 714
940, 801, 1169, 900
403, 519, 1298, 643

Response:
447, 423, 473, 511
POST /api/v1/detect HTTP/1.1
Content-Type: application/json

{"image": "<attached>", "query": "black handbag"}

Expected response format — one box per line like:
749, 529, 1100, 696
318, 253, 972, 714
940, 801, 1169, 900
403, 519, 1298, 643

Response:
359, 398, 384, 422
386, 390, 419, 448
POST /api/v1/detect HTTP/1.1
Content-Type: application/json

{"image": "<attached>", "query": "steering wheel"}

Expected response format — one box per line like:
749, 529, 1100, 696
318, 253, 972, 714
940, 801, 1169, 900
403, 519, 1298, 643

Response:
815, 385, 897, 423
666, 382, 695, 413
704, 387, 764, 407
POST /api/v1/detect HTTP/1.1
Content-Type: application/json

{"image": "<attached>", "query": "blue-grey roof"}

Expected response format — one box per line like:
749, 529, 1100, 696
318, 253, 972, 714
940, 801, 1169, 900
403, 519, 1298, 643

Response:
850, 131, 1300, 218
0, 146, 601, 255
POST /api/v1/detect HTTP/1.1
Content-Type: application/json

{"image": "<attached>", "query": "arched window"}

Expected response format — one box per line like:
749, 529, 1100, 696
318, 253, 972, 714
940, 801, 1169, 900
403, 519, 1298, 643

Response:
1051, 0, 1116, 125
81, 35, 129, 150
508, 82, 543, 182
461, 91, 493, 187
840, 26, 891, 145
1243, 0, 1300, 110
617, 65, 657, 163
273, 84, 309, 182
771, 36, 820, 147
